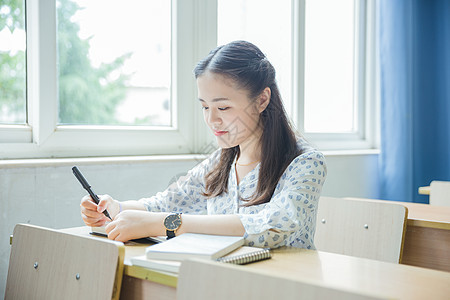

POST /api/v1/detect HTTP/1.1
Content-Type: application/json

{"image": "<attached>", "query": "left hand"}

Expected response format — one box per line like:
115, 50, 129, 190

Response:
105, 210, 162, 242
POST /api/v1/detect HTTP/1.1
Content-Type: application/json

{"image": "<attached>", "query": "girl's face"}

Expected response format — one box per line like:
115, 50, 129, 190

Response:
197, 72, 263, 149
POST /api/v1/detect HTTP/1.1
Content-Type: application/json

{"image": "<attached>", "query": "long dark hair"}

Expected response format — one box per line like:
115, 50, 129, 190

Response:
194, 41, 303, 206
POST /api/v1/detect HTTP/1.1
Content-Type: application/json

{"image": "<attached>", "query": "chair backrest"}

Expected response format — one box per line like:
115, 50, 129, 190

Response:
5, 224, 125, 300
430, 181, 450, 207
314, 197, 408, 263
177, 259, 384, 300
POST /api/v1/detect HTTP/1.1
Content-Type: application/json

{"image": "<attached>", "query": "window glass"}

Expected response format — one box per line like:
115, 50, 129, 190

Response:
57, 0, 171, 126
304, 0, 355, 133
217, 0, 293, 116
0, 0, 26, 124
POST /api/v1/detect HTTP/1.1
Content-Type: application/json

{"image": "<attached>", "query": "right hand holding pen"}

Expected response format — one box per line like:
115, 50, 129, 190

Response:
80, 194, 120, 227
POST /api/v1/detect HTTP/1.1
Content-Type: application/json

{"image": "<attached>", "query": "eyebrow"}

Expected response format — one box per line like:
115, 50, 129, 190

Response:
198, 98, 231, 103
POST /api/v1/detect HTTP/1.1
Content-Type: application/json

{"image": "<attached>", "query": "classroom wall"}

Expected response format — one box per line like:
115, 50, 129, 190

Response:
0, 152, 379, 297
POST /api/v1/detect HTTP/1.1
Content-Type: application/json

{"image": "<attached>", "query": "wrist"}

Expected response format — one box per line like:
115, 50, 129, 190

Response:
163, 212, 183, 239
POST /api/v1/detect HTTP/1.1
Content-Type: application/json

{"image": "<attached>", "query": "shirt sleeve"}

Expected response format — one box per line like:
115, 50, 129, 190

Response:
238, 151, 327, 249
138, 149, 221, 214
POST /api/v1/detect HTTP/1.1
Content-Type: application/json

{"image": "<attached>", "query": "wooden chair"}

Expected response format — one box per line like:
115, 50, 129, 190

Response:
177, 258, 384, 300
314, 196, 408, 263
430, 180, 450, 207
5, 224, 125, 300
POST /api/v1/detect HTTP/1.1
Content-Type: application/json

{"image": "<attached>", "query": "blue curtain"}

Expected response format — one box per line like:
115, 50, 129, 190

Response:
378, 0, 450, 203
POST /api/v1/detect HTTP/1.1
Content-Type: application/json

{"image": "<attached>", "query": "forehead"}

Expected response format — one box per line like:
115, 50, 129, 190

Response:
197, 71, 249, 100
197, 71, 237, 88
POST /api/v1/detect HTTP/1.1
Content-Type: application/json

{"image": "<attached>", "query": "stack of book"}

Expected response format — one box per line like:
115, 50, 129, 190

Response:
130, 233, 272, 273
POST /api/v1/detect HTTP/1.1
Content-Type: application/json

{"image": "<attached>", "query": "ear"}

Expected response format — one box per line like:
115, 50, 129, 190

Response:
257, 87, 271, 113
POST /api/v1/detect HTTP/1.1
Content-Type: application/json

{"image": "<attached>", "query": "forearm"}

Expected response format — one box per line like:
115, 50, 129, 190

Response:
120, 200, 147, 211
106, 211, 245, 242
177, 214, 245, 237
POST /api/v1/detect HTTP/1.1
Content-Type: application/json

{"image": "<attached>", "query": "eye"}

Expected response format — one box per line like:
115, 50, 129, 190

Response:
218, 107, 230, 111
201, 106, 209, 110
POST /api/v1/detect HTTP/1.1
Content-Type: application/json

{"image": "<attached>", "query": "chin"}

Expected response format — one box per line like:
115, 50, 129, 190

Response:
216, 137, 238, 149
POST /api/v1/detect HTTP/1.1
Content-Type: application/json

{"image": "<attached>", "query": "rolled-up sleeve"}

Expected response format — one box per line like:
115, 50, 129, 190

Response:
238, 151, 327, 249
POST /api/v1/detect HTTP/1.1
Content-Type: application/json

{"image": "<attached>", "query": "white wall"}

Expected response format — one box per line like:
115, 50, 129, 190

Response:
0, 153, 379, 297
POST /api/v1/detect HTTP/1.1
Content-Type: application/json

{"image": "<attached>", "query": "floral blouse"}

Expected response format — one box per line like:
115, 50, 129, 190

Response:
139, 139, 327, 249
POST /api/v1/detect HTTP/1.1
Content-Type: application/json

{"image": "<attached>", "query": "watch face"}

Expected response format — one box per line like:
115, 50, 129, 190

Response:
164, 213, 181, 230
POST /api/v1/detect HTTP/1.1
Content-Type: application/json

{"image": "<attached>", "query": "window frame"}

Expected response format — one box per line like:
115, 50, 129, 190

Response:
293, 0, 377, 150
1, 0, 218, 159
0, 0, 377, 159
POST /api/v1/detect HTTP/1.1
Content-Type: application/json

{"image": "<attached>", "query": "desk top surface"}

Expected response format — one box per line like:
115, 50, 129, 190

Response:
418, 185, 431, 195
245, 247, 450, 299
62, 226, 450, 299
346, 197, 450, 230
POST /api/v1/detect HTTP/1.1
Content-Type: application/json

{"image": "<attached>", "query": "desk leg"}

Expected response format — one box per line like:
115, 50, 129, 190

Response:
120, 275, 176, 300
402, 225, 450, 272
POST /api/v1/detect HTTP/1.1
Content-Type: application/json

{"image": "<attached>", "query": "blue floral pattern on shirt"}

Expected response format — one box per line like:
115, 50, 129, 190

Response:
139, 139, 327, 249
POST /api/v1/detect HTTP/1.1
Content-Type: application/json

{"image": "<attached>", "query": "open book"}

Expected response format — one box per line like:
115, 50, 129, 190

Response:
131, 246, 271, 273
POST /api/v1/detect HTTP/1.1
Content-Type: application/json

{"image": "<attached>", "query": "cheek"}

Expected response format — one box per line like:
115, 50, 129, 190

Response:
202, 110, 209, 123
236, 113, 260, 131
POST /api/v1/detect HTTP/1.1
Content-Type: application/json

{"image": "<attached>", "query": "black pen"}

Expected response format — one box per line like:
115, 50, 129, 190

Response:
72, 166, 112, 220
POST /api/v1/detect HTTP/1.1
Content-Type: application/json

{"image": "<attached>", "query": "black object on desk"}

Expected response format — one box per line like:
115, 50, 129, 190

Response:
72, 166, 112, 220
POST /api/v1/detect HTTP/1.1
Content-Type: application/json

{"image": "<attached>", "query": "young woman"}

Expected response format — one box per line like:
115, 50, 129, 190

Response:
80, 41, 327, 249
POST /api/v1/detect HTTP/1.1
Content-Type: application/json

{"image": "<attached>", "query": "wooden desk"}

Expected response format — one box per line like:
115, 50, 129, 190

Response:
400, 201, 450, 272
347, 197, 450, 272
180, 248, 450, 300
418, 185, 431, 195
60, 227, 450, 300
245, 248, 450, 299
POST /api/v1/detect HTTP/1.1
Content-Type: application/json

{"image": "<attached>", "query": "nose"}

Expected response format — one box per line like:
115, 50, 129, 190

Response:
207, 109, 222, 126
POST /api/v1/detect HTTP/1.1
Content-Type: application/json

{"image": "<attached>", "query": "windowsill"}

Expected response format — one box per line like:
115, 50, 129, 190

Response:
0, 154, 209, 169
0, 149, 380, 169
322, 148, 380, 157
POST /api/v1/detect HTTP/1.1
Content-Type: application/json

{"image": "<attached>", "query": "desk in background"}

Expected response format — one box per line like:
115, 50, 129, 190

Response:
347, 197, 450, 272
400, 201, 450, 272
418, 185, 430, 195
61, 226, 450, 300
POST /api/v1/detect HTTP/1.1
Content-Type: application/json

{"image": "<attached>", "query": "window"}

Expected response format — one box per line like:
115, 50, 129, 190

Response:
298, 0, 377, 150
0, 0, 26, 125
0, 0, 376, 159
1, 0, 202, 158
57, 0, 171, 126
304, 0, 355, 133
218, 0, 377, 150
217, 0, 292, 115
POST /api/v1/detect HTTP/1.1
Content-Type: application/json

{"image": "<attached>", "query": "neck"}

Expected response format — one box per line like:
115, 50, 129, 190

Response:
238, 132, 262, 165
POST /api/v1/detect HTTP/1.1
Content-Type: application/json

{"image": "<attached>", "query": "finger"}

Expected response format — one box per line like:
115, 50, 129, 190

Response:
81, 196, 98, 210
97, 195, 111, 213
107, 227, 119, 241
81, 211, 104, 226
113, 233, 128, 242
81, 205, 104, 219
83, 219, 105, 227
105, 220, 115, 234
90, 219, 107, 227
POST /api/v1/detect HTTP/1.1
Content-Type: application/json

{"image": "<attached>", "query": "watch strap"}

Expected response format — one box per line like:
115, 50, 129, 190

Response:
166, 229, 176, 239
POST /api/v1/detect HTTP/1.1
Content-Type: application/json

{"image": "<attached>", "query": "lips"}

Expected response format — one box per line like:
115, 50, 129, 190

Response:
213, 130, 228, 137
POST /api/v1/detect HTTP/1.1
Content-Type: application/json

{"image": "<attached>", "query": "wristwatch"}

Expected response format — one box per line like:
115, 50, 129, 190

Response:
164, 213, 182, 239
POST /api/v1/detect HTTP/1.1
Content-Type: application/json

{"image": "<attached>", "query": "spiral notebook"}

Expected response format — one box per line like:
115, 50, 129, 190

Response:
131, 246, 271, 273
216, 246, 271, 265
